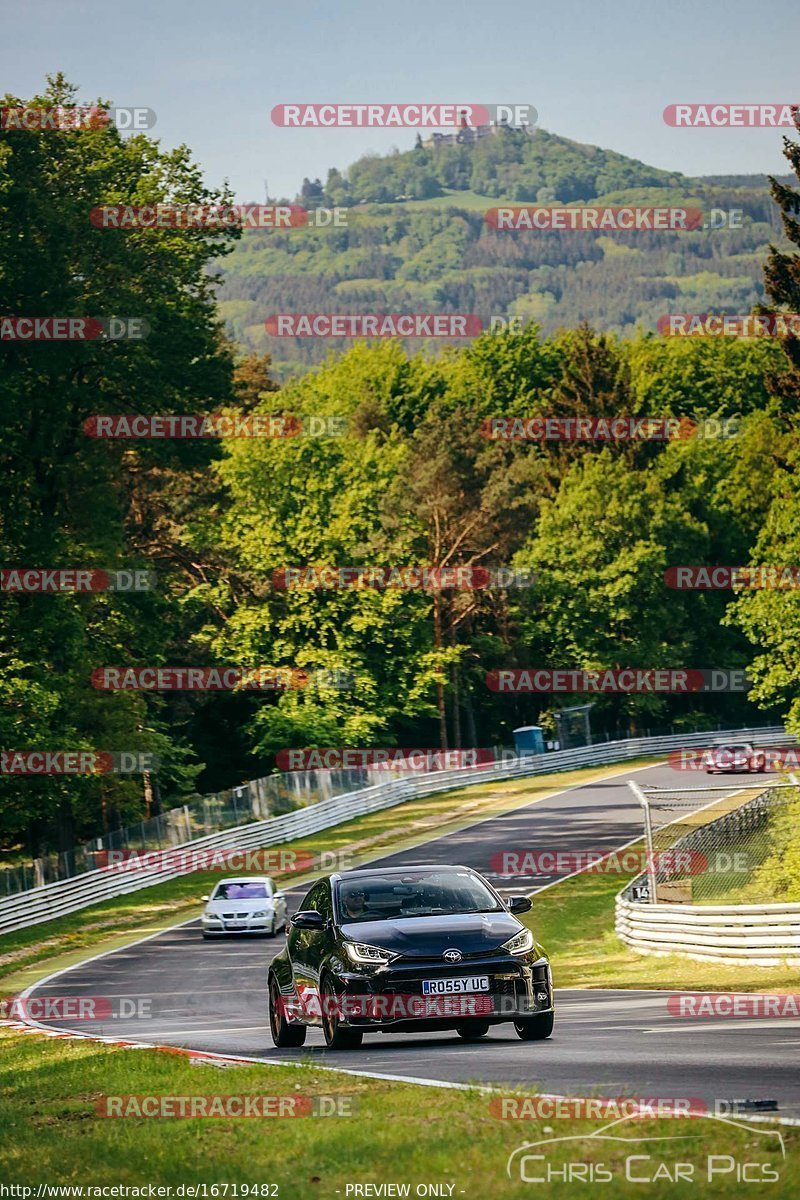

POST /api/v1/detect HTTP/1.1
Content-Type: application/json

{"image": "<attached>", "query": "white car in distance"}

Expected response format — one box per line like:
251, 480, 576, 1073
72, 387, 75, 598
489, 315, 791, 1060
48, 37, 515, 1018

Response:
201, 876, 288, 938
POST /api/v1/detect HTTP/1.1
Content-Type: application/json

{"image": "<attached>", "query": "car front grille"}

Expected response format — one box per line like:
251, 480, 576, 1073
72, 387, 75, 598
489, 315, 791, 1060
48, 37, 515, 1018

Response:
381, 976, 520, 999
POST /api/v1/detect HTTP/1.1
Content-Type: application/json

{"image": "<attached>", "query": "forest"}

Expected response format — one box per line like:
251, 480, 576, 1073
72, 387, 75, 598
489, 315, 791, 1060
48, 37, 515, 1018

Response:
3, 77, 800, 859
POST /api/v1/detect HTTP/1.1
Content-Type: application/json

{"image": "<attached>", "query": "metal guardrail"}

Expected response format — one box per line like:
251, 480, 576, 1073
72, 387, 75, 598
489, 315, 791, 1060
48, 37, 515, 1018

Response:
0, 724, 785, 937
617, 773, 800, 965
615, 895, 800, 966
0, 765, 376, 895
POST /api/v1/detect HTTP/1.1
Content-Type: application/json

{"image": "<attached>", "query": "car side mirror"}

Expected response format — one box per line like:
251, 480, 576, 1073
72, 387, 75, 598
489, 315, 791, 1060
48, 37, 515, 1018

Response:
508, 895, 532, 914
201, 895, 210, 902
291, 910, 325, 930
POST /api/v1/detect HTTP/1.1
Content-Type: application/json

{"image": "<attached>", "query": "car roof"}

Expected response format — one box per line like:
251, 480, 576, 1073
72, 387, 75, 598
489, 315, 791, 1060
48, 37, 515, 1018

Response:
212, 876, 272, 884
332, 864, 473, 882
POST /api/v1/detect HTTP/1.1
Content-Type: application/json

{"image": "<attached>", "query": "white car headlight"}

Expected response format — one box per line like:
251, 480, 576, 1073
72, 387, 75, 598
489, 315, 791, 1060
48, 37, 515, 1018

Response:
501, 927, 535, 955
251, 910, 269, 918
344, 941, 398, 965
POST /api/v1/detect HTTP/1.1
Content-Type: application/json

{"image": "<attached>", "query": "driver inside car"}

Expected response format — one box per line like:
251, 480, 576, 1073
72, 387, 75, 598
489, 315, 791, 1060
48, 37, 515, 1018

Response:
341, 887, 369, 920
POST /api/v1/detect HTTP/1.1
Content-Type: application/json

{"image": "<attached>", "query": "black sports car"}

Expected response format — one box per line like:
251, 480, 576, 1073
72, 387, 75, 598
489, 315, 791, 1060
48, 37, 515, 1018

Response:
268, 864, 553, 1049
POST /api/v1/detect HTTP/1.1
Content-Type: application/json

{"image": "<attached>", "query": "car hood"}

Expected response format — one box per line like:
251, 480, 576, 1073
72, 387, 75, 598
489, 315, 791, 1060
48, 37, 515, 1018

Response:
206, 898, 271, 913
340, 911, 524, 956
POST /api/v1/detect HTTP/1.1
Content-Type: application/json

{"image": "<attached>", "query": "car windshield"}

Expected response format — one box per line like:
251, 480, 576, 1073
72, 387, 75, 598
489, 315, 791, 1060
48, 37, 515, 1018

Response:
213, 882, 268, 899
714, 744, 750, 753
336, 870, 502, 921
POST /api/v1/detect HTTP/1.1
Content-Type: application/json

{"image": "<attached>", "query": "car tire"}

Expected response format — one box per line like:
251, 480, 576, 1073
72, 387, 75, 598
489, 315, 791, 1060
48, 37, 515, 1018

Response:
514, 1012, 554, 1041
266, 917, 277, 938
269, 978, 306, 1048
456, 1022, 490, 1040
320, 976, 363, 1050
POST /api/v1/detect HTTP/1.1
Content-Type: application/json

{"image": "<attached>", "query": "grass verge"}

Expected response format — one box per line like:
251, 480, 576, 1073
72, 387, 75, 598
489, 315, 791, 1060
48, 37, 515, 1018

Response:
524, 847, 800, 991
0, 1026, 796, 1196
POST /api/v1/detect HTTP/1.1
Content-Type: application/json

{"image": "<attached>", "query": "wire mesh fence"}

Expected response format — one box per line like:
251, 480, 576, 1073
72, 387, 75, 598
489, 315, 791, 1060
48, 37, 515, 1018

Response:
626, 782, 800, 905
1, 722, 788, 898
0, 766, 376, 896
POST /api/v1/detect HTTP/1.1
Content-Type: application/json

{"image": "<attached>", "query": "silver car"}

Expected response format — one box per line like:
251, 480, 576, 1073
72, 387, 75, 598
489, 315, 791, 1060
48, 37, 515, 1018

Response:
201, 876, 288, 938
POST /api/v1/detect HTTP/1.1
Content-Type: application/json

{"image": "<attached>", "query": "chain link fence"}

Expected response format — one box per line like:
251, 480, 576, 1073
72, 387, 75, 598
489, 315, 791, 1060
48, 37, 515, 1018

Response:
0, 766, 376, 896
626, 781, 800, 904
1, 722, 788, 899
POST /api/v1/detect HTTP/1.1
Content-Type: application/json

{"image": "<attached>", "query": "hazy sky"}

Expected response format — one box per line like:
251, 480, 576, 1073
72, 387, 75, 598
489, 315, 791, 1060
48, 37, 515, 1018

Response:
2, 0, 798, 200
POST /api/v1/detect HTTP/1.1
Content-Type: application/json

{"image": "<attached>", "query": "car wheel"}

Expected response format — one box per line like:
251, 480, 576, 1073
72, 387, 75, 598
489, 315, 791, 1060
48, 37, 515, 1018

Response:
320, 976, 363, 1050
456, 1022, 490, 1040
514, 1012, 554, 1041
269, 978, 306, 1048
266, 917, 277, 938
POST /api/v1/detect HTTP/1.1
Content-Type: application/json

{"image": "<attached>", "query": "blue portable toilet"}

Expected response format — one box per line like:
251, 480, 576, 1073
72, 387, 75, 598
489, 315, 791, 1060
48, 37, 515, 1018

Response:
513, 725, 545, 757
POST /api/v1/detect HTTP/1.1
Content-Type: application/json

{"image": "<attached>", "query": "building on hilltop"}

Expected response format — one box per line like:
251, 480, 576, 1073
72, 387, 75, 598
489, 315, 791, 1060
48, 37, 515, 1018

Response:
425, 122, 535, 149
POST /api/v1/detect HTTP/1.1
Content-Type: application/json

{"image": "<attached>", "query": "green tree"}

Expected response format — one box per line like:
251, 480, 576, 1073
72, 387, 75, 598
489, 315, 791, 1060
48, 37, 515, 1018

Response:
0, 75, 238, 852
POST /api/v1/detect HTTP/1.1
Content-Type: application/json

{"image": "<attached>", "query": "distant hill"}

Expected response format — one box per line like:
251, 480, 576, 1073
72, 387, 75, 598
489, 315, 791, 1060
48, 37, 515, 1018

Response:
695, 173, 794, 189
311, 126, 686, 207
218, 128, 788, 376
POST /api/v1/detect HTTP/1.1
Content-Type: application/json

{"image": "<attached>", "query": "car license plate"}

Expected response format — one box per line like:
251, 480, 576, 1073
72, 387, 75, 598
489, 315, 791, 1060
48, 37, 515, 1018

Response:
226, 921, 245, 929
422, 976, 489, 994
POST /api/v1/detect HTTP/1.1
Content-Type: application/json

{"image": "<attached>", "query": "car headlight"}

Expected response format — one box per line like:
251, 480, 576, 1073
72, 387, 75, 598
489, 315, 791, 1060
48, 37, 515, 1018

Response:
501, 927, 535, 955
344, 941, 398, 965
251, 910, 269, 918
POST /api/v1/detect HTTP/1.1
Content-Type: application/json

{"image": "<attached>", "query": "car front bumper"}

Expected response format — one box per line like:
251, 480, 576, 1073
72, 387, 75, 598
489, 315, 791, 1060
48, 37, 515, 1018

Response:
202, 915, 273, 934
330, 954, 553, 1029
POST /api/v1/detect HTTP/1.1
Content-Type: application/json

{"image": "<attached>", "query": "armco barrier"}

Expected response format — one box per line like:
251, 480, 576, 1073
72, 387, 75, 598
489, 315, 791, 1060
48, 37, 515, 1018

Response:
616, 895, 800, 966
0, 725, 784, 936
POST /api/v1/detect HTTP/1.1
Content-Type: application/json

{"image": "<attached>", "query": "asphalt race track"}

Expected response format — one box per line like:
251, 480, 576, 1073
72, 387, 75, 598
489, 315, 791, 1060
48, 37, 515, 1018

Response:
24, 761, 800, 1117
